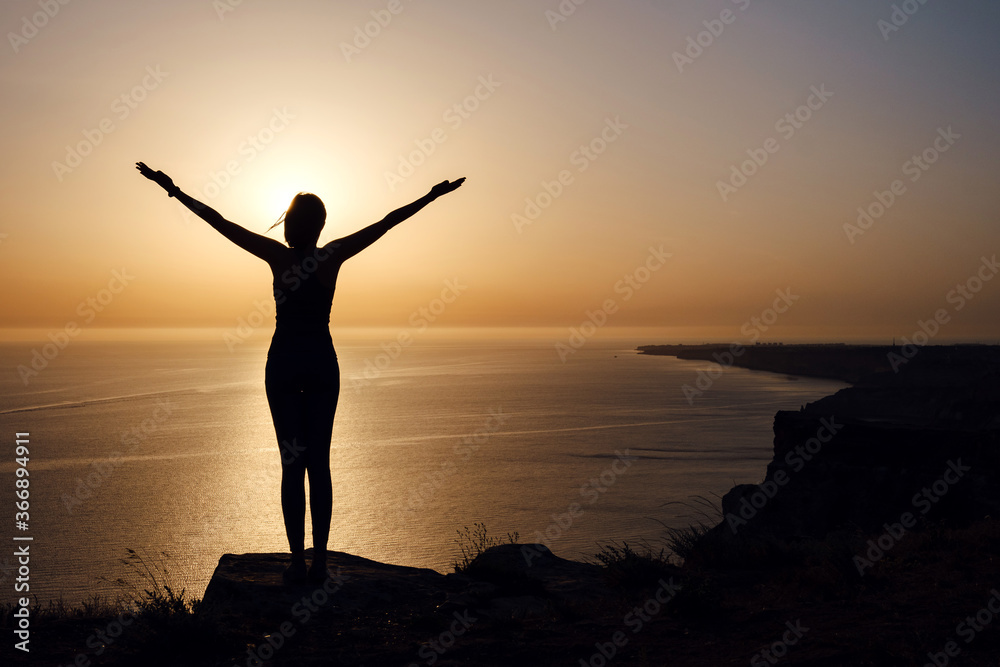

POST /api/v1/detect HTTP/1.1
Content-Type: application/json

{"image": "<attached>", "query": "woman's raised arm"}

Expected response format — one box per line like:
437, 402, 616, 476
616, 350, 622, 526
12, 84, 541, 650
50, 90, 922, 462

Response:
329, 178, 465, 260
136, 161, 285, 263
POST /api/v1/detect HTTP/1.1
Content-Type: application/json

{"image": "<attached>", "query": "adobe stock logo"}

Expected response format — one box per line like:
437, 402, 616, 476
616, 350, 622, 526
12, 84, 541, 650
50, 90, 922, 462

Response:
8, 0, 72, 53
384, 75, 501, 191
545, 0, 589, 31
17, 269, 135, 386
52, 66, 169, 182
843, 126, 960, 244
512, 116, 629, 233
339, 0, 415, 63
555, 246, 671, 362
716, 85, 833, 203
877, 0, 933, 41
672, 0, 754, 74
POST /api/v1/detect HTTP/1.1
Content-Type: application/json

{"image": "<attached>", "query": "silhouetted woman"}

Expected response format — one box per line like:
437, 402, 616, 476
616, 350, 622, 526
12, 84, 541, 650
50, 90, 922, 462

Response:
136, 161, 465, 583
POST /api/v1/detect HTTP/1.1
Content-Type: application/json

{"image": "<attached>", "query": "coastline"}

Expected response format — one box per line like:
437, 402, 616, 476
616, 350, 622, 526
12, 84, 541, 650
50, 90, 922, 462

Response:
638, 342, 902, 383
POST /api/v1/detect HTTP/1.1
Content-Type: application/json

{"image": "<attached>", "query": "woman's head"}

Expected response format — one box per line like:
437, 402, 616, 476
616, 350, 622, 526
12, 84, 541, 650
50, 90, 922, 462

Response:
276, 193, 326, 248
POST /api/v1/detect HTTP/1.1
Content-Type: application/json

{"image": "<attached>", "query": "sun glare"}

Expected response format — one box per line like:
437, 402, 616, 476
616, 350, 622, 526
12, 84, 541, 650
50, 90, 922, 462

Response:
235, 158, 348, 239
238, 177, 313, 237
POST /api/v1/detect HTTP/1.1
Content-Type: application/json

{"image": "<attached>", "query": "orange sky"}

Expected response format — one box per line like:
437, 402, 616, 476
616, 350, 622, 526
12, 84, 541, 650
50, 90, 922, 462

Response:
2, 1, 999, 342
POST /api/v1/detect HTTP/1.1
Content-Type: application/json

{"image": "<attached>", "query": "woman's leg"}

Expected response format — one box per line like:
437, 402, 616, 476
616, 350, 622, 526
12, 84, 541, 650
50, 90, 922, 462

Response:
301, 355, 339, 580
302, 389, 336, 557
265, 360, 309, 582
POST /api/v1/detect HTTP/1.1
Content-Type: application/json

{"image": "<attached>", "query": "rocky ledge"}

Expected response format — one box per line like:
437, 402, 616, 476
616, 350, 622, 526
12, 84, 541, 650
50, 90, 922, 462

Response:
195, 544, 689, 666
199, 544, 625, 624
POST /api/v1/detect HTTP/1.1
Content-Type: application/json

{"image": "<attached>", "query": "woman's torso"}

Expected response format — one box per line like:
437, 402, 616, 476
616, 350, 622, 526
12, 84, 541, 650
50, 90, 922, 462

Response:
267, 245, 342, 352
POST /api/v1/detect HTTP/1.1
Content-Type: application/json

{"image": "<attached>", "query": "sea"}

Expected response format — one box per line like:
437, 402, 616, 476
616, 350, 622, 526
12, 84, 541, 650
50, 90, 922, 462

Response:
0, 331, 846, 607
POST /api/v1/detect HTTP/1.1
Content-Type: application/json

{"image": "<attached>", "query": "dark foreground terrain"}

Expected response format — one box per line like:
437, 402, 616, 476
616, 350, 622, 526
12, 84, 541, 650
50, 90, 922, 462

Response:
7, 344, 1000, 666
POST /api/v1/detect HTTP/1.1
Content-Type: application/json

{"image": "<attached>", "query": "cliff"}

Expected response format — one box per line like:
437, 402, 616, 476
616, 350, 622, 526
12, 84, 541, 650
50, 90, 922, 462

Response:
695, 344, 1000, 539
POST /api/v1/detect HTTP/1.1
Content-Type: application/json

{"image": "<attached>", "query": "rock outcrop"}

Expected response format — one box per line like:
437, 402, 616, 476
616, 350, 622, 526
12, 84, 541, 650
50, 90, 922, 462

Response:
199, 549, 454, 620
196, 544, 681, 665
199, 543, 666, 624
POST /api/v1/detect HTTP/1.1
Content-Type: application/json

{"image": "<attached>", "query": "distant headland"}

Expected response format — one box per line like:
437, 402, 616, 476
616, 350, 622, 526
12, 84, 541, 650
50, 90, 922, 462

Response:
637, 341, 1000, 383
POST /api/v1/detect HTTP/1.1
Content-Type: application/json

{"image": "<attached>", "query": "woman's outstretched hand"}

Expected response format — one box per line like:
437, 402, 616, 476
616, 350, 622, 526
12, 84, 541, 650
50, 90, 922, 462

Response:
430, 177, 466, 199
135, 162, 175, 191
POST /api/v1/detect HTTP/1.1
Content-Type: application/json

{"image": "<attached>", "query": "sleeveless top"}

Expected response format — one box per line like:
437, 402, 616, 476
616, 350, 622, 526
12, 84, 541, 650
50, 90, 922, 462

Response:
271, 251, 335, 340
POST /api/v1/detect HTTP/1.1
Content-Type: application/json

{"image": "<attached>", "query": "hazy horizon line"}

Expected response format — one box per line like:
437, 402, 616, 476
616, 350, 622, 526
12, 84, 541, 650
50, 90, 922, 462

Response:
0, 325, 997, 346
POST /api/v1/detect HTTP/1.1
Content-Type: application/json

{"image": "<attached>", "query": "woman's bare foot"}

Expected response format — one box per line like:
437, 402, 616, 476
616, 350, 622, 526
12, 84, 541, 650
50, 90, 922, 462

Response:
283, 553, 307, 585
307, 551, 328, 584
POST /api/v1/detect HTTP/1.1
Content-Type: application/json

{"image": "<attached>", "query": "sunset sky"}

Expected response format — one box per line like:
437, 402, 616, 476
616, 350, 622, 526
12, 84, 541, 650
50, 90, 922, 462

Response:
2, 0, 999, 342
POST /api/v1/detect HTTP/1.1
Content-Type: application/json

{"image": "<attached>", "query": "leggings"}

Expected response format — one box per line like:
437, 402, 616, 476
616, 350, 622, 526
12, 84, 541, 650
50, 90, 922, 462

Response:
264, 333, 339, 555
